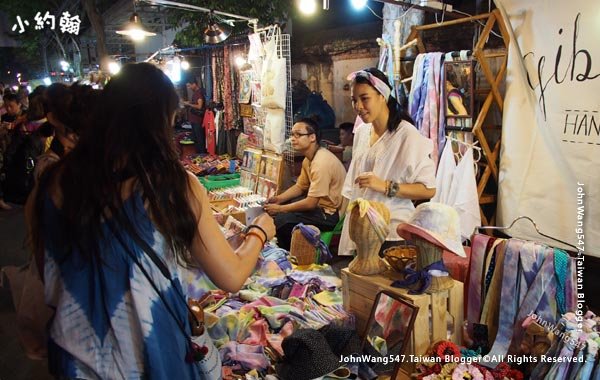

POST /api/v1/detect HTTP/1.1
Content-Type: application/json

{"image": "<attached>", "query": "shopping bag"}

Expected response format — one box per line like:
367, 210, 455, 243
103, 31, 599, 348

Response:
260, 27, 287, 110
264, 108, 285, 154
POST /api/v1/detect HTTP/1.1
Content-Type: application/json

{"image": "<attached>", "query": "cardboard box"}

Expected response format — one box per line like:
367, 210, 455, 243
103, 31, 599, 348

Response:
210, 199, 246, 225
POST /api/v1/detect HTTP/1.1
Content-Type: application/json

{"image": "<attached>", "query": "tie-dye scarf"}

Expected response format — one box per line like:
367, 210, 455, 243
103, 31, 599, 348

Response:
346, 198, 390, 243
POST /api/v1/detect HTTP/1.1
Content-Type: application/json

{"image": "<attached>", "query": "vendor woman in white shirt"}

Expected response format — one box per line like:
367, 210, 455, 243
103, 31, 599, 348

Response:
339, 68, 436, 256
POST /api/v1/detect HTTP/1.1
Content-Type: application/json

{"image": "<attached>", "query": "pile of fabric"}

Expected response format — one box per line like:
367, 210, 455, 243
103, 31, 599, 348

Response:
180, 245, 354, 378
180, 154, 239, 176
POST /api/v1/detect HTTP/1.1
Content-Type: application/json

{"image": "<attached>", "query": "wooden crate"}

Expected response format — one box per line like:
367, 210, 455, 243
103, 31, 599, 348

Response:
341, 268, 463, 379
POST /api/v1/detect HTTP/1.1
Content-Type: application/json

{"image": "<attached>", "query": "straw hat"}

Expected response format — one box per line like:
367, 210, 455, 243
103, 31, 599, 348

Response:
396, 202, 466, 257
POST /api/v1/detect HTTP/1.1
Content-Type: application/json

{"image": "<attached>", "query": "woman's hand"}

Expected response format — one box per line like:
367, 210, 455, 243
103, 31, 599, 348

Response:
251, 213, 276, 240
355, 172, 386, 194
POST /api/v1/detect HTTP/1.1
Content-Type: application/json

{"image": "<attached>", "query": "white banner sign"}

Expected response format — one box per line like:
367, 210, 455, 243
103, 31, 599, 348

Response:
495, 0, 599, 256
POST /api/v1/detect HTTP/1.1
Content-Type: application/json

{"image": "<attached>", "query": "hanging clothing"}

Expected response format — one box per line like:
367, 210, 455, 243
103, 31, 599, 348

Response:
432, 141, 481, 241
223, 47, 234, 131
203, 55, 213, 103
215, 110, 228, 155
408, 52, 445, 169
203, 109, 216, 156
338, 121, 436, 256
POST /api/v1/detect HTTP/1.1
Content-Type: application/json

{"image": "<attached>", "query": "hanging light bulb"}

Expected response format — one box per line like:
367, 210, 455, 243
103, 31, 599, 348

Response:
299, 0, 317, 15
116, 12, 156, 41
181, 59, 190, 70
235, 56, 247, 67
351, 0, 368, 10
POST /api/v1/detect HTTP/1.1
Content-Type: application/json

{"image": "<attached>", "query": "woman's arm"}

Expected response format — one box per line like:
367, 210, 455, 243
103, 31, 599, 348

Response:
395, 183, 435, 200
354, 172, 435, 200
186, 172, 275, 293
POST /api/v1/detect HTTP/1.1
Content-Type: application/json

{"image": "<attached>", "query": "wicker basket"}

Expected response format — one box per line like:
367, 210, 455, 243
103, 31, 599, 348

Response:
290, 225, 320, 265
383, 244, 418, 272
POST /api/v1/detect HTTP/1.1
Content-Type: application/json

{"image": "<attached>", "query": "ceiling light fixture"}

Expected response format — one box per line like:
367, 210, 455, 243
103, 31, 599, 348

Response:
116, 2, 156, 41
204, 11, 231, 44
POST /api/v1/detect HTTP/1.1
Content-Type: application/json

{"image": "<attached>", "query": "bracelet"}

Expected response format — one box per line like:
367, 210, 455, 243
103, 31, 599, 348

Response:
246, 224, 269, 243
245, 231, 266, 246
386, 181, 399, 198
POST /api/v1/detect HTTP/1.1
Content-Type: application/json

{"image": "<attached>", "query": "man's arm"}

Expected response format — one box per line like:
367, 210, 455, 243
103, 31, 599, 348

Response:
271, 184, 304, 204
184, 93, 205, 110
280, 196, 319, 213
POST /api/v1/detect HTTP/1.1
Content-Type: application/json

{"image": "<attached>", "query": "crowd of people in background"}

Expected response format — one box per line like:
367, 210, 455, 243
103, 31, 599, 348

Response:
0, 81, 99, 211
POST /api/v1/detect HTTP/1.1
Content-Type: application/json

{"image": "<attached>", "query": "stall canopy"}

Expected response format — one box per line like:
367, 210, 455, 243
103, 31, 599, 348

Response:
495, 0, 599, 256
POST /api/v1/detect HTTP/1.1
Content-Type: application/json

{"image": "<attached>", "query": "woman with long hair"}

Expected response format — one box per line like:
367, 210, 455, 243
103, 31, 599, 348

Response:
338, 67, 436, 256
27, 63, 275, 379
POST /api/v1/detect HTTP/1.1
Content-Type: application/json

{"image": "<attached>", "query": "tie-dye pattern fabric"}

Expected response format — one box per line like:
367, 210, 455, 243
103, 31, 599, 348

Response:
42, 194, 203, 380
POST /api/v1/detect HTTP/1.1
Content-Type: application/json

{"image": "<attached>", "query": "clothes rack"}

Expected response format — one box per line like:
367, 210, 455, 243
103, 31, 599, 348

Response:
474, 216, 579, 254
405, 9, 510, 225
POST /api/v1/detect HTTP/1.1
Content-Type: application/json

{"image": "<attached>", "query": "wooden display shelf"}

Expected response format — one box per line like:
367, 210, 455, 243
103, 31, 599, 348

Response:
406, 9, 510, 227
341, 268, 463, 378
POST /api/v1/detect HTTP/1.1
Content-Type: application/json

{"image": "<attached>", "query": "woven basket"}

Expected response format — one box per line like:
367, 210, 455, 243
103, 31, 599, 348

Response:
290, 225, 320, 265
383, 244, 417, 272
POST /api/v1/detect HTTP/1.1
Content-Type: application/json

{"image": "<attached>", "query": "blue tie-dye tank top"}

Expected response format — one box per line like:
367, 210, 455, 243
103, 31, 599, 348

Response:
42, 193, 202, 379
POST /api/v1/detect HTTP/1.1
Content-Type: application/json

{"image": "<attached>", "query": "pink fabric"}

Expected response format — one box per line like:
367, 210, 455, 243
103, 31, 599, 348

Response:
241, 296, 283, 311
203, 109, 216, 155
241, 319, 270, 346
420, 53, 443, 169
266, 321, 294, 356
443, 246, 471, 283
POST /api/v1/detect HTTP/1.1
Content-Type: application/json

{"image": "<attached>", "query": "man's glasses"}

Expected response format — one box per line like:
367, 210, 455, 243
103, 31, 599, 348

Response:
290, 131, 314, 138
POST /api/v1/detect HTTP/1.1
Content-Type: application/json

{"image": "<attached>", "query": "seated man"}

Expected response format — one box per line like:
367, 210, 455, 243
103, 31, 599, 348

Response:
264, 117, 347, 250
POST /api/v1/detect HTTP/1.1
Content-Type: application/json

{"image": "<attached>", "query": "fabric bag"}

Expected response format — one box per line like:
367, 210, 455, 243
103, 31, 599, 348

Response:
260, 27, 287, 110
264, 108, 285, 154
1, 259, 54, 360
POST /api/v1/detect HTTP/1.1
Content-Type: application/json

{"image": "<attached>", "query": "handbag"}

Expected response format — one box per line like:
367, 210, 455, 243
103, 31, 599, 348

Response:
260, 26, 287, 110
109, 221, 222, 379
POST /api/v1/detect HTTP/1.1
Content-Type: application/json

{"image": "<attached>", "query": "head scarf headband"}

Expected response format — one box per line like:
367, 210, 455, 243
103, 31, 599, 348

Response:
347, 70, 393, 101
347, 198, 390, 243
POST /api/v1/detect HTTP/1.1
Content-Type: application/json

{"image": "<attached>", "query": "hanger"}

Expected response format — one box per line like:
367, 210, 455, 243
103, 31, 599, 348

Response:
474, 216, 579, 254
445, 135, 481, 177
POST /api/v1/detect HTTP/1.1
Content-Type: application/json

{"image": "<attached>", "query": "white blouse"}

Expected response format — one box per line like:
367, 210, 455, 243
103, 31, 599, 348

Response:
339, 120, 436, 256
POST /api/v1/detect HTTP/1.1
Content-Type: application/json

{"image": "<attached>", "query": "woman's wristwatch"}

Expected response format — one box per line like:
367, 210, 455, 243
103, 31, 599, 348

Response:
386, 181, 399, 198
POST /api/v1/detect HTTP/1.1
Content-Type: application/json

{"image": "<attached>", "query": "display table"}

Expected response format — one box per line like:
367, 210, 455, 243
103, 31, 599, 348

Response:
341, 268, 463, 378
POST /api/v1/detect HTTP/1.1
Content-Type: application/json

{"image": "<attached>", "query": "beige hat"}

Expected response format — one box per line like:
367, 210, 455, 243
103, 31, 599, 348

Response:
397, 202, 466, 257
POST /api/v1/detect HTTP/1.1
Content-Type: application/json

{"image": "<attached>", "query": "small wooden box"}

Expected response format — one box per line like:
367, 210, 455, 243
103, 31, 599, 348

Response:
341, 268, 463, 378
